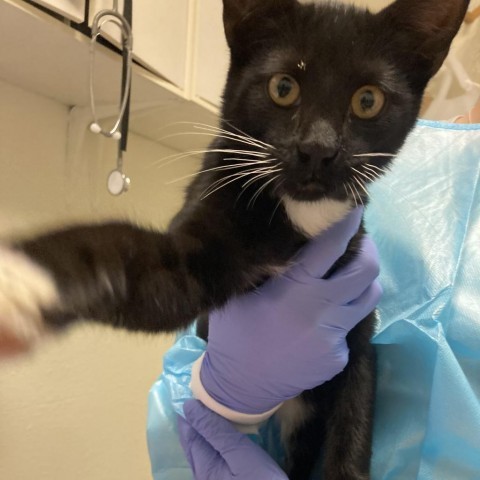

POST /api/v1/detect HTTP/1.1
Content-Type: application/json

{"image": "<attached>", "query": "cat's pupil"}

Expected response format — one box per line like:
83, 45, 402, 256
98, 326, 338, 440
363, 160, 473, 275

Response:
360, 91, 375, 111
277, 77, 293, 98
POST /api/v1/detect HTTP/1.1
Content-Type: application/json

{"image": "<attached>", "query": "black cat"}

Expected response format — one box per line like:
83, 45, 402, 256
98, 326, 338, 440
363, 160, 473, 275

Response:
0, 0, 469, 478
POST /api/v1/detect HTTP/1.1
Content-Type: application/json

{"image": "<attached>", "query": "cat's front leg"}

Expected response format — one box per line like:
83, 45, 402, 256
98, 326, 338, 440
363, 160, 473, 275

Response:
0, 221, 258, 354
321, 316, 377, 480
277, 395, 324, 480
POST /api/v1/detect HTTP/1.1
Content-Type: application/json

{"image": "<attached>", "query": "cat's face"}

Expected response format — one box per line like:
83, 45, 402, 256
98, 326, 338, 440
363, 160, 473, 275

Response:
220, 0, 469, 204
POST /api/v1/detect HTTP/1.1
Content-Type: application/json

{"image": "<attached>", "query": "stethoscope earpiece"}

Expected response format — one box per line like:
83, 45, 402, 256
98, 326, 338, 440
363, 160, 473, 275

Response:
89, 122, 102, 134
89, 123, 122, 141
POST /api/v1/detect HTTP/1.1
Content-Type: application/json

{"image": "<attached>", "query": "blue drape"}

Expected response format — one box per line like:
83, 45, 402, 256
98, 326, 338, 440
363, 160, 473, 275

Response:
147, 121, 480, 480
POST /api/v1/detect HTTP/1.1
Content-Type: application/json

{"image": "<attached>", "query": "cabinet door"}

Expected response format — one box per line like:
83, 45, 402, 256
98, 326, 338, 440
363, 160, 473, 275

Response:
30, 0, 86, 22
90, 0, 190, 89
194, 0, 229, 107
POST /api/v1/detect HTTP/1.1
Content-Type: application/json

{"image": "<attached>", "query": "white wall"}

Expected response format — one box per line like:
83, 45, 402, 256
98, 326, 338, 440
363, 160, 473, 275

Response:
0, 78, 200, 480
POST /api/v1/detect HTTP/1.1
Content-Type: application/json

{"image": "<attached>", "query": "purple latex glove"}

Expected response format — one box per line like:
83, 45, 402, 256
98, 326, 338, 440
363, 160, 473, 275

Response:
178, 399, 288, 480
191, 207, 382, 419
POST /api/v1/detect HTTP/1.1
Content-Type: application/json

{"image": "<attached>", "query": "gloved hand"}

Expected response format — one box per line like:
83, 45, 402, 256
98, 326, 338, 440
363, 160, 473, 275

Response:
178, 399, 288, 480
191, 207, 382, 419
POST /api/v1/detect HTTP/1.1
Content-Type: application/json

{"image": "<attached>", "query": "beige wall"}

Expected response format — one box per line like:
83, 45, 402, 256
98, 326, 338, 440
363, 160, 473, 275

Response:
0, 79, 200, 480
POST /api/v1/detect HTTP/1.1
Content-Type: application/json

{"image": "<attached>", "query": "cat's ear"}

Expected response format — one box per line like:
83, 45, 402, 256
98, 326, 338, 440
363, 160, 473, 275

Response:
222, 0, 295, 48
378, 0, 469, 78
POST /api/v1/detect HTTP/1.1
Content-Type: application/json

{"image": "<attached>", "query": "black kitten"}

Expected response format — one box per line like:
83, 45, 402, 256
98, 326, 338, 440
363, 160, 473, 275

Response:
0, 0, 468, 478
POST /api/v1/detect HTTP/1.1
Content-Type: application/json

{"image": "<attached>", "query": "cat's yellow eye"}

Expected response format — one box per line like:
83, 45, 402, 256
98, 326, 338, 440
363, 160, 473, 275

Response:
268, 74, 301, 107
351, 85, 385, 119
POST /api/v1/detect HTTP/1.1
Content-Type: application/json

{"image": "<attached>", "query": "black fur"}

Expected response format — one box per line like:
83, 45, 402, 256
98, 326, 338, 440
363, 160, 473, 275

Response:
14, 1, 468, 478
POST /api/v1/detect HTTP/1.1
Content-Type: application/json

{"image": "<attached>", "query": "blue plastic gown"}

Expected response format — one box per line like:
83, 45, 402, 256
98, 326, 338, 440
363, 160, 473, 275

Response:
147, 120, 480, 480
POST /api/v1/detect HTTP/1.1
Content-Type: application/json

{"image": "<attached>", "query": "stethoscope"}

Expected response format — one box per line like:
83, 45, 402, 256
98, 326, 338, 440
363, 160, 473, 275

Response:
89, 0, 133, 196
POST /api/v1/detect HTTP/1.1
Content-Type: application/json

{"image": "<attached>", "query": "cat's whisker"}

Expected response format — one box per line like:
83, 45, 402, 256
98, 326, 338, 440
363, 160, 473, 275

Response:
213, 166, 277, 189
246, 168, 282, 194
221, 119, 276, 150
362, 165, 383, 180
201, 167, 280, 200
350, 180, 365, 206
271, 177, 285, 200
353, 153, 396, 158
364, 163, 389, 174
351, 167, 376, 183
201, 172, 254, 200
247, 174, 282, 210
242, 165, 282, 175
165, 161, 272, 185
361, 169, 380, 182
346, 182, 359, 208
193, 124, 272, 151
202, 172, 263, 200
269, 188, 285, 226
156, 120, 273, 152
242, 169, 282, 190
234, 168, 282, 205
353, 175, 369, 198
153, 148, 270, 169
170, 121, 267, 149
359, 171, 376, 183
153, 151, 204, 169
223, 157, 276, 164
235, 167, 282, 204
155, 131, 269, 151
245, 174, 273, 208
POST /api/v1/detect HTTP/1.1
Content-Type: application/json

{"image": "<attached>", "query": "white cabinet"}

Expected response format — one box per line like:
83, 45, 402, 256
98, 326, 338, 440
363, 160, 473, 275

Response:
89, 0, 191, 89
30, 0, 86, 22
27, 0, 230, 107
1, 0, 228, 154
193, 0, 229, 107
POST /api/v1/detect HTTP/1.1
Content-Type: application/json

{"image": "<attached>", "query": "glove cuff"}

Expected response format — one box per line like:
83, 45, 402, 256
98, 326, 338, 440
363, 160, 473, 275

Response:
190, 354, 283, 434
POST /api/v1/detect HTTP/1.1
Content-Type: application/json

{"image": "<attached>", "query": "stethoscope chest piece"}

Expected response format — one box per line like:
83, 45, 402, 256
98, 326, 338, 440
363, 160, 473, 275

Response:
107, 169, 131, 196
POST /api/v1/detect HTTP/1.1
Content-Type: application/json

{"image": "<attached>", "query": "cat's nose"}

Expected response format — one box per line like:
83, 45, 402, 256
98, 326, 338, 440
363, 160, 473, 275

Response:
297, 143, 339, 165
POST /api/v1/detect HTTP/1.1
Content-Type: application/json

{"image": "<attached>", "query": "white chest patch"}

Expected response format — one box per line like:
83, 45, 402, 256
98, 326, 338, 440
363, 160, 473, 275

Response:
282, 196, 352, 238
276, 396, 314, 446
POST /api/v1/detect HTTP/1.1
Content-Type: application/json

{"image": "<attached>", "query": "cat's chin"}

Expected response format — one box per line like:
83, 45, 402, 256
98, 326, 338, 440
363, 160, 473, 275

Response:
272, 171, 344, 202
288, 190, 328, 202
282, 183, 345, 203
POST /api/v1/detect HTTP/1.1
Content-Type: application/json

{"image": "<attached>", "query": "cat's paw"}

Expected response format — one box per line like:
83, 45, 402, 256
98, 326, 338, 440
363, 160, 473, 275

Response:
0, 246, 59, 357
